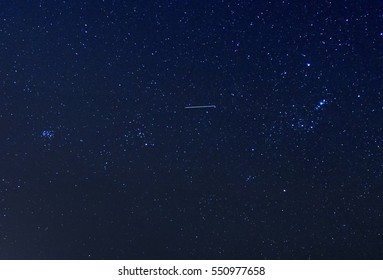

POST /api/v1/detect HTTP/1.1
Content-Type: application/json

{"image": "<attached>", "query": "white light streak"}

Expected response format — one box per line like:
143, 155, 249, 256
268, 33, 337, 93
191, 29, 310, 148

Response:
184, 105, 216, 109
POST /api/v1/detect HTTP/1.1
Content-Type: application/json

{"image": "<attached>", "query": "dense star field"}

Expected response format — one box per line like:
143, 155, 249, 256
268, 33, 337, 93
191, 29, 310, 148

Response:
0, 1, 382, 259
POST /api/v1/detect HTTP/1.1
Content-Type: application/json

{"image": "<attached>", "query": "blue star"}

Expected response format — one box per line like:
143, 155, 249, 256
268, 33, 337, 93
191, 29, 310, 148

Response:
315, 99, 328, 110
41, 130, 54, 140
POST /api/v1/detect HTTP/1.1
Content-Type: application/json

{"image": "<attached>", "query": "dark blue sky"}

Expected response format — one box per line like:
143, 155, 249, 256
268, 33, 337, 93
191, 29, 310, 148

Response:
0, 0, 382, 259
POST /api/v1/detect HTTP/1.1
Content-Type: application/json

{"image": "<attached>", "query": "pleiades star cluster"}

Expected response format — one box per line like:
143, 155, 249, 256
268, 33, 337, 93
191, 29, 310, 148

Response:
0, 0, 382, 259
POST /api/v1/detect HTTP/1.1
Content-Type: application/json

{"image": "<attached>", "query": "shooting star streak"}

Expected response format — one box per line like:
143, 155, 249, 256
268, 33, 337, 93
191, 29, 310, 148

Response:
185, 105, 216, 109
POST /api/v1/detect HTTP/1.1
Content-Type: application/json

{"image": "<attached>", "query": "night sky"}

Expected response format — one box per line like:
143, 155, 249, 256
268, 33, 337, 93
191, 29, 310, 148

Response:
0, 0, 382, 259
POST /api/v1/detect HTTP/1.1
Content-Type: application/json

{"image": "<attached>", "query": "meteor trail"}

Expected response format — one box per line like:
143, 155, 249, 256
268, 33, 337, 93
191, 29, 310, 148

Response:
185, 105, 216, 109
